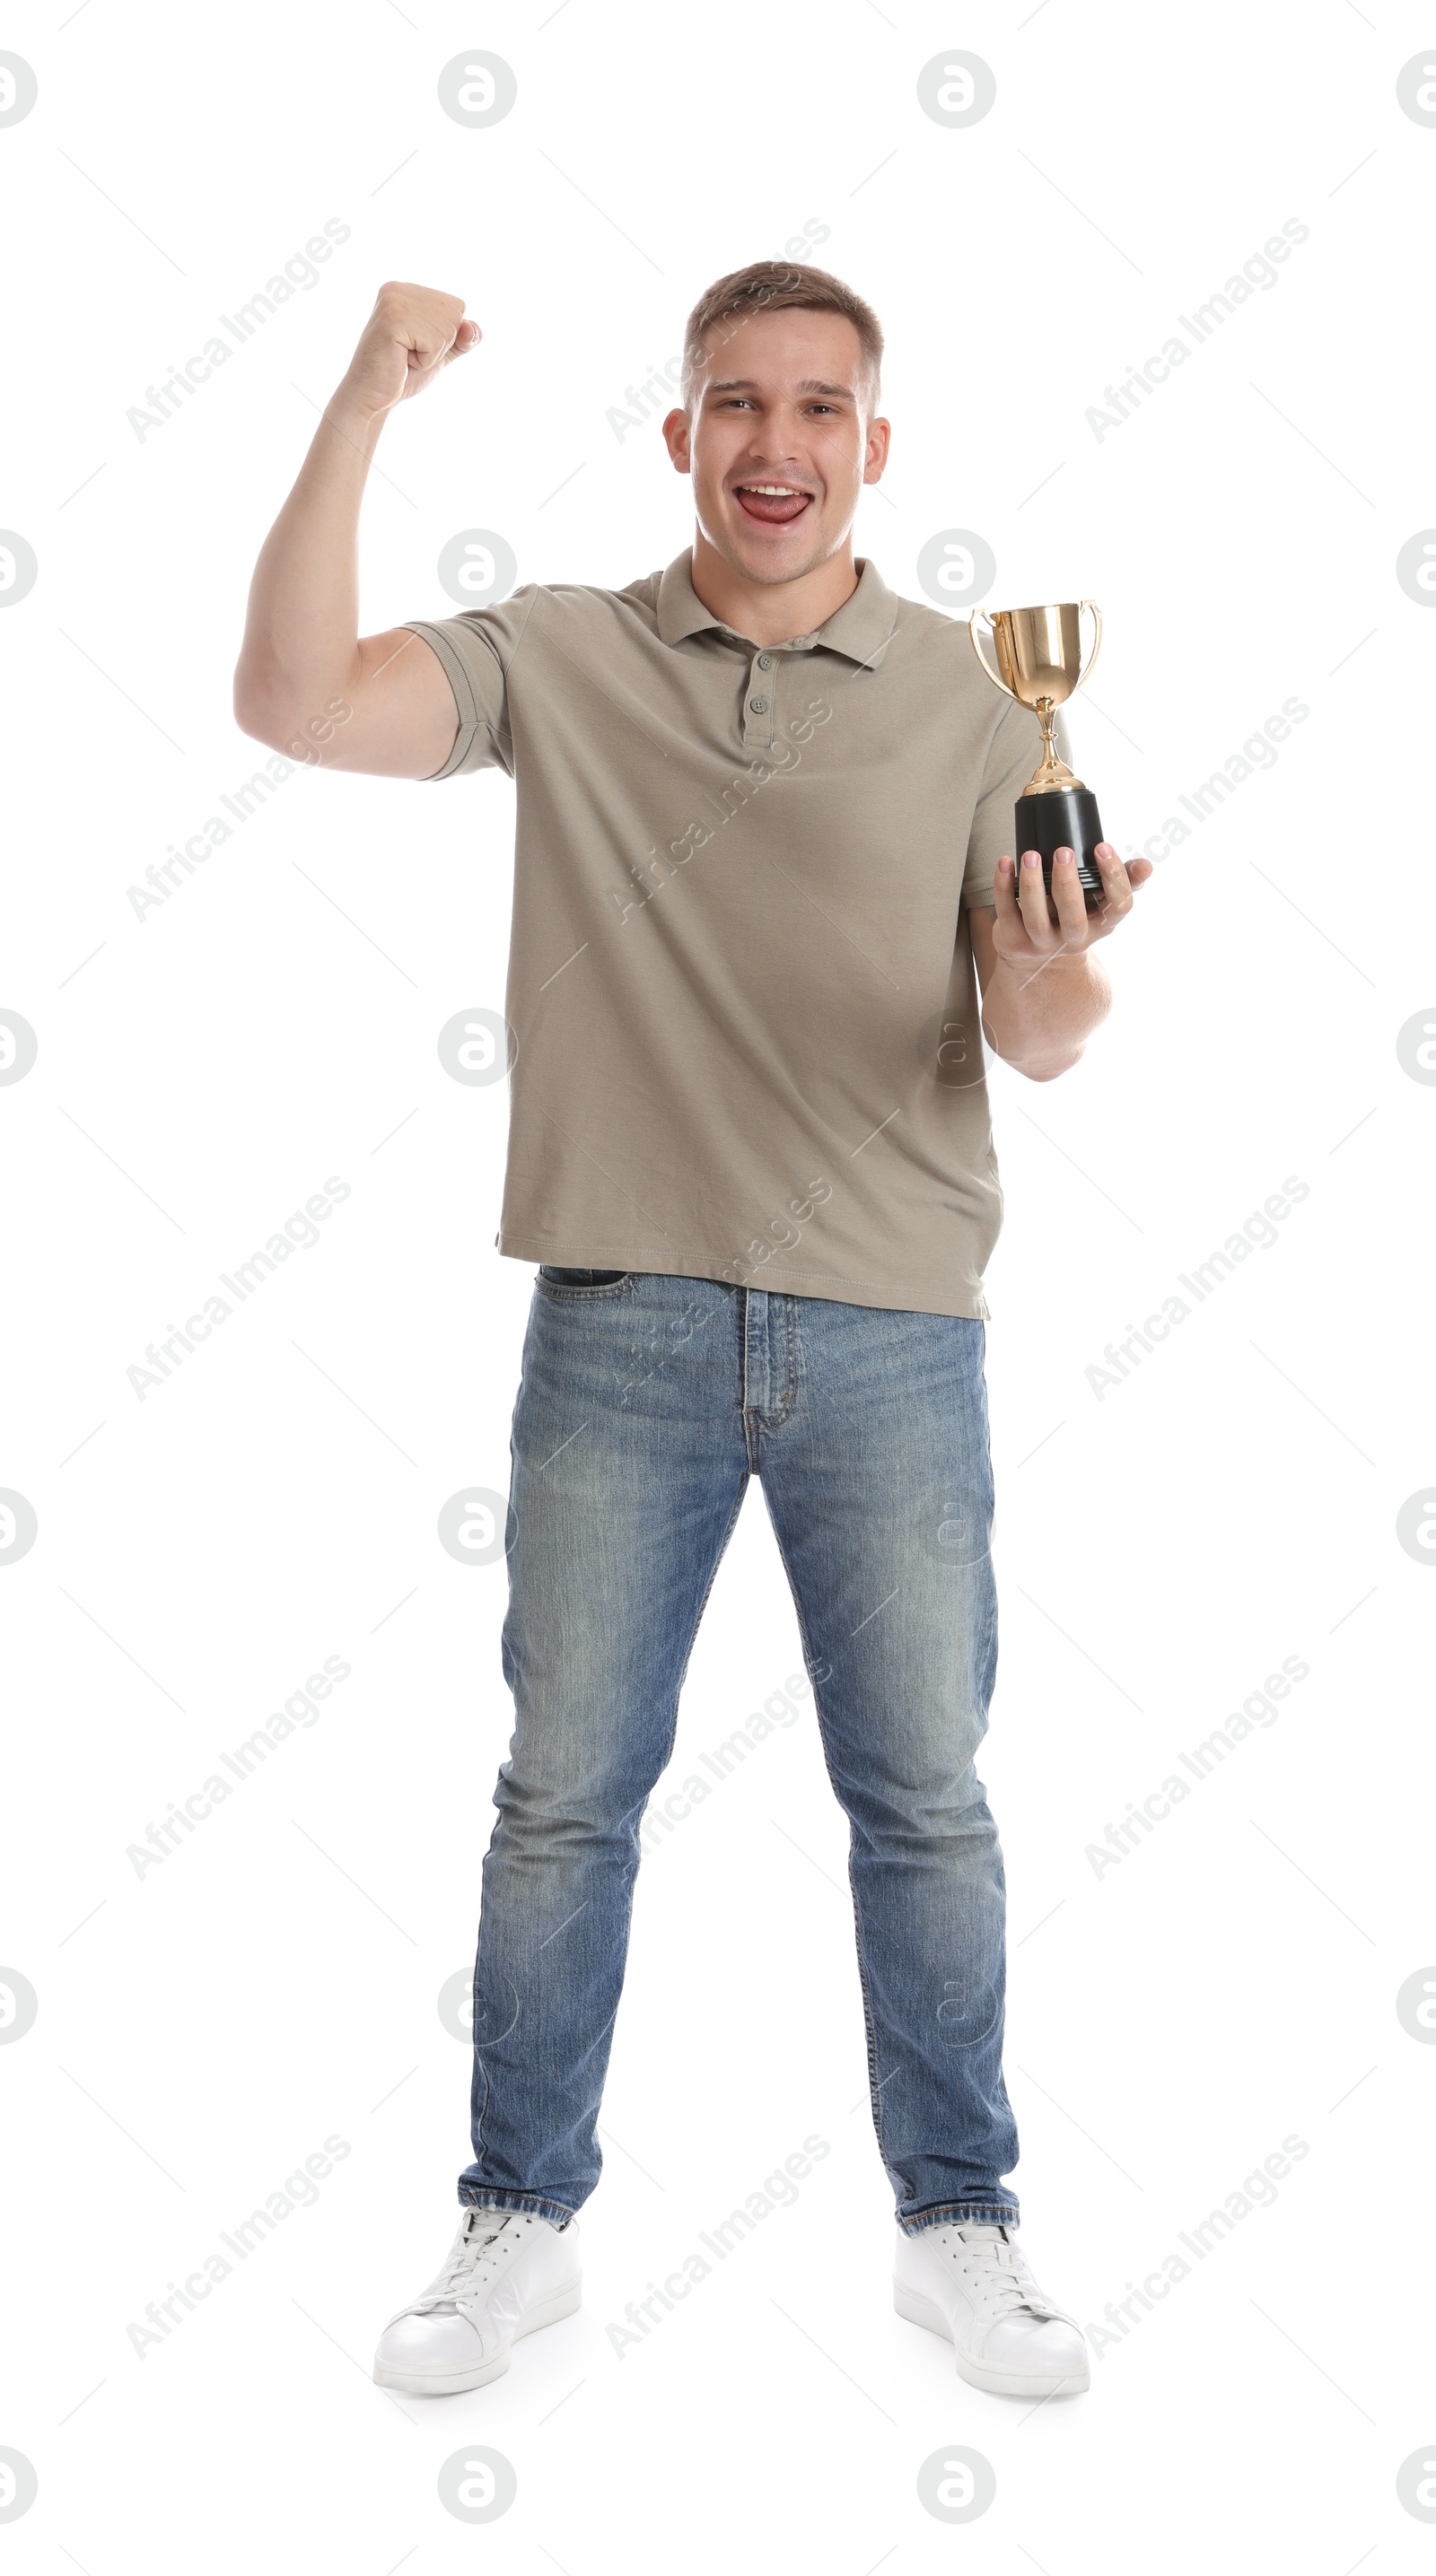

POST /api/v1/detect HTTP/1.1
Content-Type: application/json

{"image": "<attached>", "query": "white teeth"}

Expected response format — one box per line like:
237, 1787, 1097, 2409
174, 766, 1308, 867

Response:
742, 485, 806, 497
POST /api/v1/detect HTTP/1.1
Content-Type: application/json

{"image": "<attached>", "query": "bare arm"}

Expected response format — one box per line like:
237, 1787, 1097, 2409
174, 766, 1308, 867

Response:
232, 282, 478, 778
970, 842, 1152, 1080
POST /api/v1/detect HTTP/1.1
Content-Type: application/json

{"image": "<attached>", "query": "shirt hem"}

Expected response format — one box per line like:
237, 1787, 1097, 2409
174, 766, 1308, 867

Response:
497, 1232, 991, 1322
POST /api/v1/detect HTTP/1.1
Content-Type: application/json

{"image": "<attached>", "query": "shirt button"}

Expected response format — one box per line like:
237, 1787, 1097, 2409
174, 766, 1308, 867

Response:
749, 695, 768, 713
756, 652, 773, 669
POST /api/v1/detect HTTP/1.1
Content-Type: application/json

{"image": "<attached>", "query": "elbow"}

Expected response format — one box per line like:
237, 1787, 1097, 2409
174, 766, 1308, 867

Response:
232, 671, 294, 755
1020, 1043, 1085, 1081
233, 669, 275, 746
1015, 1048, 1084, 1083
979, 1016, 1085, 1083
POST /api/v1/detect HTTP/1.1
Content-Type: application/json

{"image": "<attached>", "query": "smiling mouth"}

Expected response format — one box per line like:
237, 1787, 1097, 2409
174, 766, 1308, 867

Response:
732, 483, 814, 526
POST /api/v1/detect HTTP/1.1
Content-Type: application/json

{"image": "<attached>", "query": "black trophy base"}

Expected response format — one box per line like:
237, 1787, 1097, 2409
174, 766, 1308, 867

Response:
1014, 787, 1106, 910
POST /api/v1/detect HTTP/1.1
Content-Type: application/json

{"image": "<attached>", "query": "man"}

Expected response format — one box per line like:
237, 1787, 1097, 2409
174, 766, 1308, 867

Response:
234, 260, 1150, 2403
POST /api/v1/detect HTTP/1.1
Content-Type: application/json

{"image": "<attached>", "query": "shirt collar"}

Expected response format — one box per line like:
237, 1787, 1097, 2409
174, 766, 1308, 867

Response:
655, 547, 898, 669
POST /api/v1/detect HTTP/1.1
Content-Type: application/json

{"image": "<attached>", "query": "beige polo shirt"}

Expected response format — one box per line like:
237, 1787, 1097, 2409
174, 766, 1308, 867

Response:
406, 550, 1071, 1319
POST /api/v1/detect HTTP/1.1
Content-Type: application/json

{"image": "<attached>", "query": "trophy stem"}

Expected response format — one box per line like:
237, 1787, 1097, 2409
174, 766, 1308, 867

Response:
1023, 693, 1084, 798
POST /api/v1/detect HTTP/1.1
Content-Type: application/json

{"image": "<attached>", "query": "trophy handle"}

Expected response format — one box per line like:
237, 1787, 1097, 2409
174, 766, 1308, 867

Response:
1079, 598, 1104, 687
968, 607, 1005, 694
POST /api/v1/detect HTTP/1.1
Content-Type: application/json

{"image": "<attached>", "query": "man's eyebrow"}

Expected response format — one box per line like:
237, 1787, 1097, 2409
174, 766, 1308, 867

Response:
705, 376, 857, 399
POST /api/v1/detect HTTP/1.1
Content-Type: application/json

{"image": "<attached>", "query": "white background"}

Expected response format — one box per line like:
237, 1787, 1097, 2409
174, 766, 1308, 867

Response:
2, 2, 1432, 2567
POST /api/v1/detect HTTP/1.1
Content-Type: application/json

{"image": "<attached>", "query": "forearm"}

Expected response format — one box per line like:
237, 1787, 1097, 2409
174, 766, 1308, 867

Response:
980, 947, 1112, 1080
233, 390, 381, 744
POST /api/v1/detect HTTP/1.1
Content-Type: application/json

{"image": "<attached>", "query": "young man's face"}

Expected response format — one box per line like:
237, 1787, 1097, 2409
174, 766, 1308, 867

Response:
663, 307, 890, 587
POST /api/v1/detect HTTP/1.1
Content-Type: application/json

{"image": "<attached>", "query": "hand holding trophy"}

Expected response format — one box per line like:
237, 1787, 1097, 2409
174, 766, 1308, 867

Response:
969, 602, 1107, 912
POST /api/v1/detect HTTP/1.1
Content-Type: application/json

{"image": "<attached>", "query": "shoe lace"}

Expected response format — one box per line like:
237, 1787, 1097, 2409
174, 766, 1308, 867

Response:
413, 2214, 521, 2314
944, 2223, 1057, 2322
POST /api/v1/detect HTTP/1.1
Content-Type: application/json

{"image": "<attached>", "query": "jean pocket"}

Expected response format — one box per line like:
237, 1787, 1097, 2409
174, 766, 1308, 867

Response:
537, 1265, 633, 1297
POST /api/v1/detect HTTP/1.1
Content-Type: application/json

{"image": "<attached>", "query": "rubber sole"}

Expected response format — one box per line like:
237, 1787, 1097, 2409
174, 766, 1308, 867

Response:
373, 2275, 582, 2395
893, 2280, 1090, 2397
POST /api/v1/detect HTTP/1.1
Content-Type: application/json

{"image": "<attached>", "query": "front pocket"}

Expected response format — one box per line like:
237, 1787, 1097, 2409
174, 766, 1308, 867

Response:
537, 1265, 633, 1297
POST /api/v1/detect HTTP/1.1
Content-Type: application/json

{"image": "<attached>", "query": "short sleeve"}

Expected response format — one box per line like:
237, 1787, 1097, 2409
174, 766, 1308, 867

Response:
402, 585, 546, 780
962, 697, 1079, 908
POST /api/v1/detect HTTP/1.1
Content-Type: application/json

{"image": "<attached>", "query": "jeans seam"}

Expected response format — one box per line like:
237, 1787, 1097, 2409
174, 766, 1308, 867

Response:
470, 1951, 487, 2175
471, 1952, 523, 2180
847, 1857, 890, 2168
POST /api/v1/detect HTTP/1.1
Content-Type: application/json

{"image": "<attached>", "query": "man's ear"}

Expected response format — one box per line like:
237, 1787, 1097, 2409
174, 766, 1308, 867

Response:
662, 407, 692, 475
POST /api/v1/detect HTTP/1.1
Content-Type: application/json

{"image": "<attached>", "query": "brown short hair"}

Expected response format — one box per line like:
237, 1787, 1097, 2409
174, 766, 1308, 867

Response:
680, 259, 884, 408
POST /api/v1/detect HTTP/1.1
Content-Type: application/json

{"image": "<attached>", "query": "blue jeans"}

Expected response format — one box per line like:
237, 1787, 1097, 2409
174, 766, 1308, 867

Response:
460, 1269, 1019, 2238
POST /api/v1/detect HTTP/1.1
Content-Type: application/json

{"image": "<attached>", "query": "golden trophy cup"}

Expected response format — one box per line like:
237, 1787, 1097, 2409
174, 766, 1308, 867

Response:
969, 600, 1107, 908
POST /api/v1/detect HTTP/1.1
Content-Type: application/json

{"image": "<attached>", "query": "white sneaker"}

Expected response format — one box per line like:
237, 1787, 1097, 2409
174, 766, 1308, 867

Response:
373, 2208, 582, 2395
893, 2219, 1090, 2397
